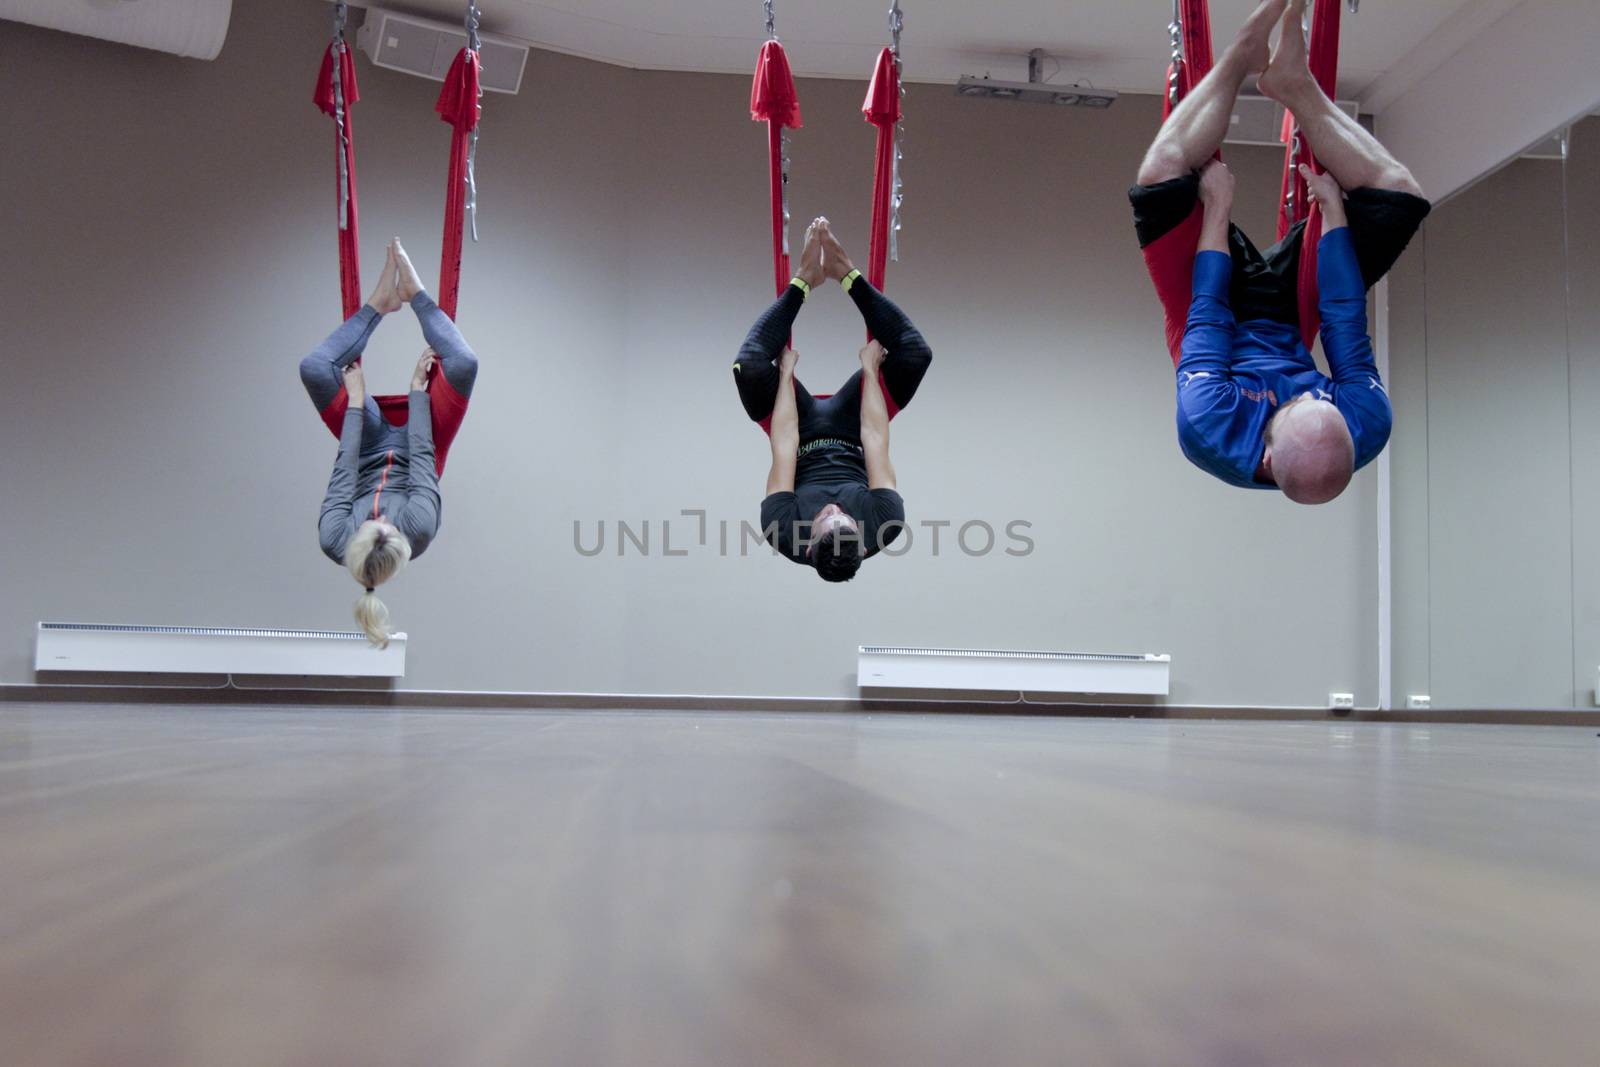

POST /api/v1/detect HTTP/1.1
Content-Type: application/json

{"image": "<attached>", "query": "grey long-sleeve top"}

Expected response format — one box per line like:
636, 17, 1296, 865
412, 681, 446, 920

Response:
318, 390, 441, 564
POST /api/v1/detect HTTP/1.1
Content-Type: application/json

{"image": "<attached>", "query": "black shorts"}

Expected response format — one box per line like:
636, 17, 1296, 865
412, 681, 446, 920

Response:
1130, 172, 1431, 327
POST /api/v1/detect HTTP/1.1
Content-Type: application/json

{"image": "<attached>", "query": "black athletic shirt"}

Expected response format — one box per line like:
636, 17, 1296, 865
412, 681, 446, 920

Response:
761, 441, 905, 564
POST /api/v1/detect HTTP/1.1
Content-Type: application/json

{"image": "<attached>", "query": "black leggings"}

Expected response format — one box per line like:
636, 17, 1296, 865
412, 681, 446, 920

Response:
733, 279, 933, 437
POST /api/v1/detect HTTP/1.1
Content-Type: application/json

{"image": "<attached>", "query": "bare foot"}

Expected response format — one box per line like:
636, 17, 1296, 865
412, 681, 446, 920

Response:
796, 218, 825, 289
392, 238, 426, 302
366, 244, 402, 314
816, 219, 855, 282
1298, 163, 1347, 226
1258, 0, 1311, 103
1233, 0, 1287, 75
1198, 159, 1236, 210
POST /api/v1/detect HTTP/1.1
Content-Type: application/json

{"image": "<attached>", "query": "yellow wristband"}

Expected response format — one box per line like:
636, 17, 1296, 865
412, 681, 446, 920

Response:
790, 276, 811, 297
840, 268, 863, 292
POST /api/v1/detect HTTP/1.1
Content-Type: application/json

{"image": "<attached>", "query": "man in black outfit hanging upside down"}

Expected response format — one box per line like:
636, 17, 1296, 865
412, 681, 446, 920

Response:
734, 217, 933, 583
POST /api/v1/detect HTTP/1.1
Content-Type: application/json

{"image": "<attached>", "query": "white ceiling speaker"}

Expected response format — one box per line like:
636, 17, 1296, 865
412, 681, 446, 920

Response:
0, 0, 231, 59
356, 6, 528, 95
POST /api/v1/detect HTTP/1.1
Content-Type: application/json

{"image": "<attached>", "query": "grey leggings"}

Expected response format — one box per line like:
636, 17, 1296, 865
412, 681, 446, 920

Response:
298, 292, 479, 419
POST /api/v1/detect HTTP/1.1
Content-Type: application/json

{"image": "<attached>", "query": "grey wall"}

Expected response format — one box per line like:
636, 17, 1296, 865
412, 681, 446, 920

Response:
1570, 119, 1600, 706
0, 0, 1382, 703
1388, 117, 1599, 708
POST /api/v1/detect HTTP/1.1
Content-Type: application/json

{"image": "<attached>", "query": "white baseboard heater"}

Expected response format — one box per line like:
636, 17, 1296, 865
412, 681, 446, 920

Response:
858, 646, 1170, 697
35, 623, 406, 678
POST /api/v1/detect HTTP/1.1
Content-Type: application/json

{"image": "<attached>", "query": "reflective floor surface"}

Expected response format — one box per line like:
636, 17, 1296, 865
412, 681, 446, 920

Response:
2, 704, 1596, 1066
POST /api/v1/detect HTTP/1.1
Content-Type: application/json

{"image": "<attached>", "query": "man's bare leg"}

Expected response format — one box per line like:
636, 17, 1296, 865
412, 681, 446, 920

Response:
1136, 0, 1286, 186
1259, 0, 1424, 197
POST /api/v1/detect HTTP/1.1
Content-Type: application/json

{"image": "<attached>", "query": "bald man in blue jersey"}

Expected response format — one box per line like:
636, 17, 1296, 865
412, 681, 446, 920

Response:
1183, 158, 1383, 503
1130, 0, 1430, 503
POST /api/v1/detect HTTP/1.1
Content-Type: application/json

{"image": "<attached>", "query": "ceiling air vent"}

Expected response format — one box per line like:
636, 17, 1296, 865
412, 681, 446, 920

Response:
0, 0, 232, 59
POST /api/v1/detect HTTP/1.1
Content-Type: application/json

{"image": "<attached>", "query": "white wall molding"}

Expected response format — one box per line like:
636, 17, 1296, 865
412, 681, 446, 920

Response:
1375, 279, 1393, 711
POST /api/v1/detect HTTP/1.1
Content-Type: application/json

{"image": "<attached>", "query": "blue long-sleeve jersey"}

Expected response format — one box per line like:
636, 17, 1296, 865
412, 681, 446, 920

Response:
1175, 226, 1391, 489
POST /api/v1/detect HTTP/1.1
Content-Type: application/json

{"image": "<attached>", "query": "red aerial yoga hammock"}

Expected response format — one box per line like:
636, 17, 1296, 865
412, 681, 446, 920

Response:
750, 38, 802, 301
749, 21, 905, 423
1162, 0, 1344, 353
312, 9, 483, 475
862, 47, 902, 296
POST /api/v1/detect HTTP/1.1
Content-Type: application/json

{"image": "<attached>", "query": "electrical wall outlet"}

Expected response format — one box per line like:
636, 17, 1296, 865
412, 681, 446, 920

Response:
1328, 692, 1355, 710
1407, 695, 1432, 710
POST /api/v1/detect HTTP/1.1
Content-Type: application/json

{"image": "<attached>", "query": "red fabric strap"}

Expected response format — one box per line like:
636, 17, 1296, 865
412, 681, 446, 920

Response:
435, 48, 481, 323
751, 41, 802, 128
315, 42, 362, 320
862, 48, 900, 295
314, 40, 479, 453
1278, 0, 1343, 238
316, 373, 471, 477
1280, 0, 1344, 349
859, 48, 904, 411
767, 124, 790, 300
1160, 1, 1346, 352
746, 42, 911, 427
1164, 0, 1215, 120
752, 41, 803, 300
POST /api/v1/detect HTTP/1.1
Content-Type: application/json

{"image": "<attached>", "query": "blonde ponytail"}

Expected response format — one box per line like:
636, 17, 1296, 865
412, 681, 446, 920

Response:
353, 589, 395, 649
344, 520, 412, 648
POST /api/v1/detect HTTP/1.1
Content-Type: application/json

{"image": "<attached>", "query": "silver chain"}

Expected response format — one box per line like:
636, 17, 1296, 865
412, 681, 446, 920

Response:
1167, 0, 1183, 108
764, 1, 784, 254
888, 0, 905, 263
1288, 131, 1302, 213
890, 124, 904, 262
464, 3, 482, 241
466, 129, 481, 242
780, 128, 792, 256
331, 2, 350, 231
1287, 1, 1311, 218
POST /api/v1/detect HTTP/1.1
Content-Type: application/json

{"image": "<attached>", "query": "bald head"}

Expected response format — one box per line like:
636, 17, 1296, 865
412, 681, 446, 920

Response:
1265, 399, 1355, 505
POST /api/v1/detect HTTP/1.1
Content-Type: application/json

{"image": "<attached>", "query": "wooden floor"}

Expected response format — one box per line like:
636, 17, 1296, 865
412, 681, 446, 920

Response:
1, 705, 1596, 1067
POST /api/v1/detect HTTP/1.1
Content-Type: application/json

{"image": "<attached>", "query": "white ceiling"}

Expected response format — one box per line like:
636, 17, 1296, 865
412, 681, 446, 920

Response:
338, 0, 1513, 107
